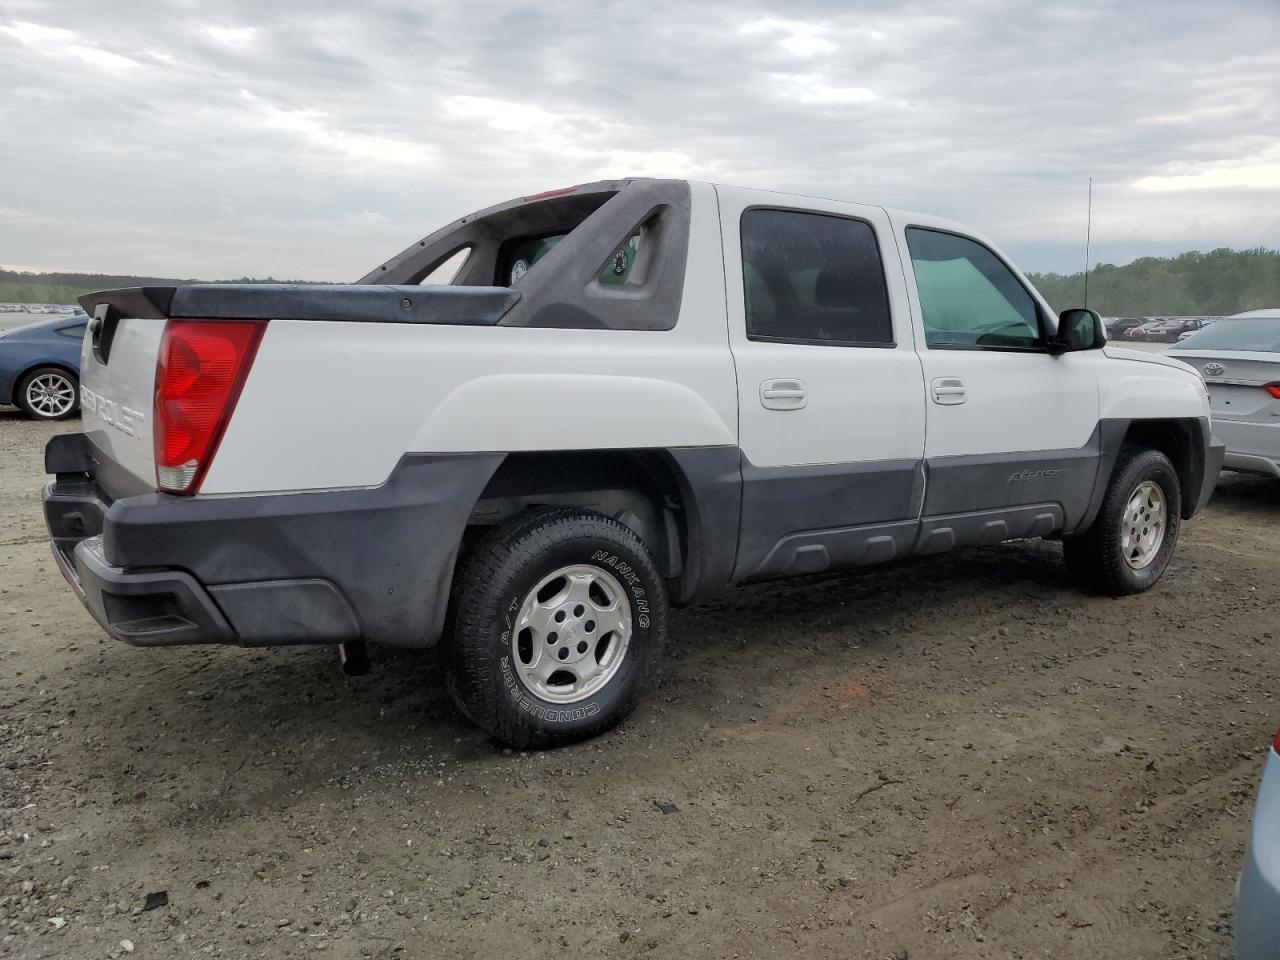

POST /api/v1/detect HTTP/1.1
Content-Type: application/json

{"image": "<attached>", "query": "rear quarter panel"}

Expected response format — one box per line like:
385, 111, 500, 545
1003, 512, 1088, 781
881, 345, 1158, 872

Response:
203, 180, 737, 494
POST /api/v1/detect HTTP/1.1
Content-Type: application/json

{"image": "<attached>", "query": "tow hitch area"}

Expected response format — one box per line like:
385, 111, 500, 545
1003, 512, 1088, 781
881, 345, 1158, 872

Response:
339, 640, 370, 676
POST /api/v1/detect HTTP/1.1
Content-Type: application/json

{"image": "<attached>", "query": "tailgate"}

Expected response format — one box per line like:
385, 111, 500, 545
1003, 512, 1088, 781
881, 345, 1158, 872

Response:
78, 299, 169, 492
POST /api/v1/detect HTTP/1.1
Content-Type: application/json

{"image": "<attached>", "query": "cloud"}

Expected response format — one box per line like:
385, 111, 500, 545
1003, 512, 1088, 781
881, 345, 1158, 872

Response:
1135, 162, 1280, 192
0, 0, 1276, 280
1, 18, 139, 69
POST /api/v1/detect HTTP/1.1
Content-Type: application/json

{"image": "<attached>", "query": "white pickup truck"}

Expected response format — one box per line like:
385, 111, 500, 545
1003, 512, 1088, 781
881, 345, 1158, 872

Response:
43, 178, 1223, 747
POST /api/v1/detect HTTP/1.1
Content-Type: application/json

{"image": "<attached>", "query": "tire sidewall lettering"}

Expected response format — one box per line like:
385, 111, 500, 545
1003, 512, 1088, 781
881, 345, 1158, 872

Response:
590, 549, 651, 628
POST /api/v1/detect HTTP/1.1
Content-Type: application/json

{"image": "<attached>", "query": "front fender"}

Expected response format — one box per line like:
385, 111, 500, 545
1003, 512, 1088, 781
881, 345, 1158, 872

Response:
1098, 366, 1209, 422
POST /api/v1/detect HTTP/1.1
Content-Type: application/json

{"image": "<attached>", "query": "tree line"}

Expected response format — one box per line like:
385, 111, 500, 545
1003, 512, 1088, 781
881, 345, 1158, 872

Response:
0, 269, 300, 307
4, 248, 1279, 316
1028, 247, 1280, 317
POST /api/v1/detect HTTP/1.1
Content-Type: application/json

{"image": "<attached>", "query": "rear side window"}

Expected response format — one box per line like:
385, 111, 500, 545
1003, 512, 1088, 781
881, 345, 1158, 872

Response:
56, 323, 87, 338
905, 228, 1041, 349
740, 209, 893, 346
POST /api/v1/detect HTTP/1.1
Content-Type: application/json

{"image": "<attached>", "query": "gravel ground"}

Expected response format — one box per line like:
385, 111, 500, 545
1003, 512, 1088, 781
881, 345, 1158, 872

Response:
1, 407, 1276, 959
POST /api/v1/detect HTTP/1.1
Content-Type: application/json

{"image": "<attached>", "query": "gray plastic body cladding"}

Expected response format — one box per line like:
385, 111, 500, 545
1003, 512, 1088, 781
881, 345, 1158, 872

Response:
83, 284, 521, 326
360, 179, 692, 332
49, 450, 505, 648
1062, 416, 1220, 533
915, 504, 1063, 555
735, 458, 925, 582
362, 179, 628, 285
664, 447, 743, 602
69, 535, 234, 646
1066, 419, 1129, 535
922, 425, 1104, 531
207, 580, 360, 646
1193, 418, 1223, 515
501, 180, 691, 331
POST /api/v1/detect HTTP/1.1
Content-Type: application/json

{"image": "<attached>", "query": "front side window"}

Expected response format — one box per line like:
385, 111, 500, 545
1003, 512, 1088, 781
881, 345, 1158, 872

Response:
905, 228, 1041, 349
741, 209, 893, 345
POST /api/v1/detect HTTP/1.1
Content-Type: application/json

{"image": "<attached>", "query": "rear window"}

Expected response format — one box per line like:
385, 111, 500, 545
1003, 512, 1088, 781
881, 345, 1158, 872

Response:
503, 235, 566, 285
1171, 318, 1280, 352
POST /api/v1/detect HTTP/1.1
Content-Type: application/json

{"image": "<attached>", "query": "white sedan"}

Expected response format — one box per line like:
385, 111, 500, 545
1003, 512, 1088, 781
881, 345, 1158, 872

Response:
1169, 308, 1280, 478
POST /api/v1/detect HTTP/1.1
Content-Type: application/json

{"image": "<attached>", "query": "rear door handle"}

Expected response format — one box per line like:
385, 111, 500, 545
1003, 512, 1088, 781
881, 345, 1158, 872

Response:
760, 378, 807, 411
931, 377, 967, 405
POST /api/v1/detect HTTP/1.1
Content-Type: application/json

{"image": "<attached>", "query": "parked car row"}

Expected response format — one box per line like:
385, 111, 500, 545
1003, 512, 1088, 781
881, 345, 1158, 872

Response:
1107, 315, 1219, 342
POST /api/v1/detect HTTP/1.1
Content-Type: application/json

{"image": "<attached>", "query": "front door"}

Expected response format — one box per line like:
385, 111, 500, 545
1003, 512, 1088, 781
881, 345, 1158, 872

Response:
717, 188, 927, 581
894, 220, 1100, 544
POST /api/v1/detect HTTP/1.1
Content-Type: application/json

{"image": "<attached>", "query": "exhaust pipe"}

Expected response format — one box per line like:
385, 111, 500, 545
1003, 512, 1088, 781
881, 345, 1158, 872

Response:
339, 640, 370, 676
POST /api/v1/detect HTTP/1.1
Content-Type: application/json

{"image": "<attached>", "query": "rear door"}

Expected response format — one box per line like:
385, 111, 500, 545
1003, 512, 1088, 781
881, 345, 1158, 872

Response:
892, 218, 1101, 544
718, 187, 926, 581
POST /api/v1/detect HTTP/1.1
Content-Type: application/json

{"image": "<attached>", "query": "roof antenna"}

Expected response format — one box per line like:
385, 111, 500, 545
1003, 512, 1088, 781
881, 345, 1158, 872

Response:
1082, 177, 1093, 308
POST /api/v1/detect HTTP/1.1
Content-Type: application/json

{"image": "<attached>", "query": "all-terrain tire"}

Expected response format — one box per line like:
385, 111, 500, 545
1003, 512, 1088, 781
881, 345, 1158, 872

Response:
444, 507, 668, 748
1063, 447, 1182, 596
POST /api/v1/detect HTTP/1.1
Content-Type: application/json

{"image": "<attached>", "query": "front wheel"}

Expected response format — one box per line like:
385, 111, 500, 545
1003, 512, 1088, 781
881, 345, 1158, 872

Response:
445, 508, 668, 748
15, 367, 79, 421
1063, 447, 1182, 596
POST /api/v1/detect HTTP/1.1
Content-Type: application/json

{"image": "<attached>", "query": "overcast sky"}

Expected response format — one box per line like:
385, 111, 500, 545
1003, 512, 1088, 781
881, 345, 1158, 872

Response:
1, 0, 1277, 280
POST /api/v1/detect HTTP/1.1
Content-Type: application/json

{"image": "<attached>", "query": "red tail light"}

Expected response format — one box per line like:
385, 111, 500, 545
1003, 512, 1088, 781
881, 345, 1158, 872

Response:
154, 319, 266, 494
1273, 730, 1280, 755
1265, 383, 1280, 399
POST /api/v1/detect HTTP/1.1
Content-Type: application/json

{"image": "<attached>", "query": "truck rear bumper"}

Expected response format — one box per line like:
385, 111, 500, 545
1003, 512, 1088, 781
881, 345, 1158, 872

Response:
43, 435, 503, 648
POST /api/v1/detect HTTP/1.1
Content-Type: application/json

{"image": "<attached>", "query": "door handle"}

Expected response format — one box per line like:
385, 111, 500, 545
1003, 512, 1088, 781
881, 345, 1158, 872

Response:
931, 377, 967, 405
760, 378, 807, 411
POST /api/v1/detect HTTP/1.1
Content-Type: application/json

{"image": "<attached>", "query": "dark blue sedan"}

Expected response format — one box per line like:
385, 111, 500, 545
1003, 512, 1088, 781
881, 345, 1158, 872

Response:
0, 314, 86, 420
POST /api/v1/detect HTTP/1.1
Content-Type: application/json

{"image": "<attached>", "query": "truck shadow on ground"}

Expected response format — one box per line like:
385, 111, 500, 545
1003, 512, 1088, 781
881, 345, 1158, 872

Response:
57, 536, 1080, 822
1208, 471, 1280, 517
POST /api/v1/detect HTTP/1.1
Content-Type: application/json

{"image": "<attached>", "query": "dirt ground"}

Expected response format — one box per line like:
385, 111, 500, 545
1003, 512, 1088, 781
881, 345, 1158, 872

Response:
2, 409, 1276, 960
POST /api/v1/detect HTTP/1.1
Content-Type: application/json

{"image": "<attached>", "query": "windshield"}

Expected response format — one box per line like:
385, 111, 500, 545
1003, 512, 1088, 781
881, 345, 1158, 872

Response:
1170, 317, 1280, 353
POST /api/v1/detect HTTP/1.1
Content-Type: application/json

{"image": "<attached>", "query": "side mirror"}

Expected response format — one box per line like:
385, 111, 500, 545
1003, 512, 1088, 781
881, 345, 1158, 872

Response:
1049, 307, 1105, 354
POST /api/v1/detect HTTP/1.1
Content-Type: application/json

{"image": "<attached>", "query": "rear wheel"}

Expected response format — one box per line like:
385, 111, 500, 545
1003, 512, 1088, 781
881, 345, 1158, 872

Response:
15, 367, 79, 421
1063, 447, 1182, 595
445, 508, 667, 748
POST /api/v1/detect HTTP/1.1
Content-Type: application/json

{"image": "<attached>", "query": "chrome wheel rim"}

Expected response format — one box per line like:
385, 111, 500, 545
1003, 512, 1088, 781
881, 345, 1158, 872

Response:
25, 373, 75, 418
511, 564, 632, 704
1122, 480, 1167, 569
